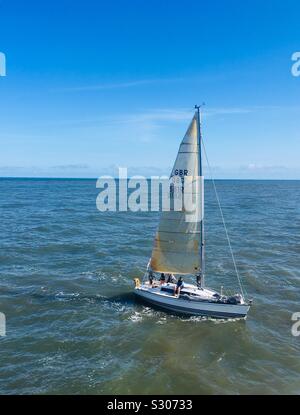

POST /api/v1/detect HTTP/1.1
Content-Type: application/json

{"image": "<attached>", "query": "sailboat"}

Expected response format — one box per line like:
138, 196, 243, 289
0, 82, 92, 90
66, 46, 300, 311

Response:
134, 105, 252, 319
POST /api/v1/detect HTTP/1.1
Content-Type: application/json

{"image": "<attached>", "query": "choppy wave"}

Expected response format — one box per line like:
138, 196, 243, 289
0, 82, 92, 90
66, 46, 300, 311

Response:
0, 179, 300, 394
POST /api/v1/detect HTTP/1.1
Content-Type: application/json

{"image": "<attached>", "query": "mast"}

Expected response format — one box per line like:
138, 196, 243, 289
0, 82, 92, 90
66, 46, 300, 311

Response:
195, 104, 205, 288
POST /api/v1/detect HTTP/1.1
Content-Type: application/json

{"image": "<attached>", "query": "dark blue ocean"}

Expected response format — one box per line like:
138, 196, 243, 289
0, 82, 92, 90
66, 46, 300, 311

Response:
0, 178, 299, 394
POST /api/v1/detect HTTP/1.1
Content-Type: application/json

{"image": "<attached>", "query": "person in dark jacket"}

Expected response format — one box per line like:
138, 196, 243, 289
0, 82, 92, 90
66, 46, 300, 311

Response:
166, 273, 176, 284
159, 273, 166, 285
148, 271, 153, 287
175, 277, 184, 296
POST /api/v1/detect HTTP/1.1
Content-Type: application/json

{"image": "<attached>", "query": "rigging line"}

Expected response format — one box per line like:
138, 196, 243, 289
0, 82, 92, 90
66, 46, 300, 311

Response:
201, 138, 247, 299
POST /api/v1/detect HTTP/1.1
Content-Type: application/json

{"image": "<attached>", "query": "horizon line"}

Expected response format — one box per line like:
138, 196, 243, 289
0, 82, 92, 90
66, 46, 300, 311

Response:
0, 176, 300, 181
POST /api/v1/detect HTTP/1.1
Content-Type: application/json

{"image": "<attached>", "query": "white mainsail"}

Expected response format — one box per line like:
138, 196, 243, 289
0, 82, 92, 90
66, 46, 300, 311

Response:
150, 113, 204, 275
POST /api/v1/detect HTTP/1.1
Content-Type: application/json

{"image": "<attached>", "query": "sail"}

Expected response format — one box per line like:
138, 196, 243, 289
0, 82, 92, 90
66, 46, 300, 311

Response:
150, 113, 204, 275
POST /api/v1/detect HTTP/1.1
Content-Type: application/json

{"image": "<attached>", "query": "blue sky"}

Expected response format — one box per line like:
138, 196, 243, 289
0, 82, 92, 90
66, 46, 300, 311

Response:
0, 0, 299, 178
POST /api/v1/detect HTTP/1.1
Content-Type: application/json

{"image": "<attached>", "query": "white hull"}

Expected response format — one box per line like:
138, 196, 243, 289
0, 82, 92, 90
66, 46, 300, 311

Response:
134, 283, 250, 319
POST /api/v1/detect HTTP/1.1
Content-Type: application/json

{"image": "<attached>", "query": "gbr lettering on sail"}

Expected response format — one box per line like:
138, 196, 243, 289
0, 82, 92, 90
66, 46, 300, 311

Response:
171, 169, 189, 177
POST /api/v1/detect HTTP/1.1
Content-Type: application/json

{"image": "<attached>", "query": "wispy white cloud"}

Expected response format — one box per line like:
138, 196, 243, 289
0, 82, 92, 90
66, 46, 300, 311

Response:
124, 109, 193, 123
240, 164, 290, 173
114, 104, 300, 126
52, 71, 236, 93
37, 104, 300, 129
99, 106, 253, 125
54, 78, 182, 92
202, 164, 300, 179
51, 164, 89, 170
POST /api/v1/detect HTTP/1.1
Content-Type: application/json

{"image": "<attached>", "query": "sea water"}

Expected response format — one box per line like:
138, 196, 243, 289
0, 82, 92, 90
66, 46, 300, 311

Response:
0, 178, 299, 394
